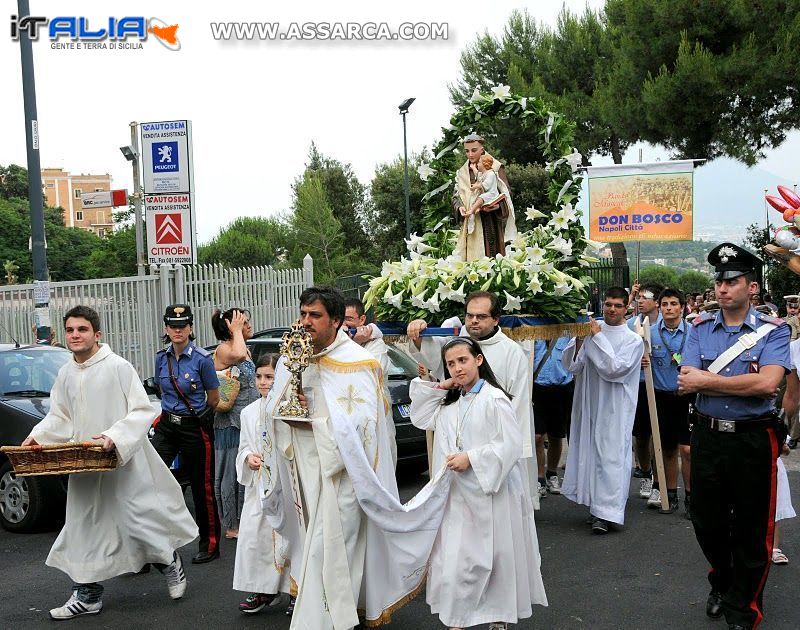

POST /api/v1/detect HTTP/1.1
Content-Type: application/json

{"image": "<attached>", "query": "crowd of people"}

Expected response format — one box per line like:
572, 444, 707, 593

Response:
19, 241, 797, 630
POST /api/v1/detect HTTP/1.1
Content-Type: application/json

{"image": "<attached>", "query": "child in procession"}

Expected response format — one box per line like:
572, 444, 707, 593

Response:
410, 337, 547, 630
233, 354, 294, 614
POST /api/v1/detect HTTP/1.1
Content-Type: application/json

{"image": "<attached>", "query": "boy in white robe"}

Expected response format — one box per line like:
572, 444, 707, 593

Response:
21, 306, 198, 619
561, 287, 644, 534
410, 337, 547, 629
234, 354, 294, 613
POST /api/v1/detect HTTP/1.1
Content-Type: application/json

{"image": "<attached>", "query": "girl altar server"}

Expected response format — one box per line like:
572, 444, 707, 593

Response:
233, 355, 294, 614
410, 337, 547, 630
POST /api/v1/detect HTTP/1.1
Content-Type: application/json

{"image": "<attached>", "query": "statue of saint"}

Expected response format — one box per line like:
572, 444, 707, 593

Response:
452, 133, 517, 261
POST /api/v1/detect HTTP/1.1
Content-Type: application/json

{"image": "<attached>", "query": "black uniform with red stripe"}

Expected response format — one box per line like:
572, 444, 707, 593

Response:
681, 243, 790, 629
151, 306, 221, 559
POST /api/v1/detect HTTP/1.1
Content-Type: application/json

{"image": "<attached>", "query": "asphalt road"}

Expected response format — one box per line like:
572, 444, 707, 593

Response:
1, 458, 798, 629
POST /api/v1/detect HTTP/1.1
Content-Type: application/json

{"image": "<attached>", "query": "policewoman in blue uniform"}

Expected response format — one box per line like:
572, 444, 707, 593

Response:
151, 304, 222, 564
678, 243, 790, 630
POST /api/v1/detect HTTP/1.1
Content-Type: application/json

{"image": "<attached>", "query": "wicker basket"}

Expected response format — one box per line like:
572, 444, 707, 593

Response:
0, 442, 117, 476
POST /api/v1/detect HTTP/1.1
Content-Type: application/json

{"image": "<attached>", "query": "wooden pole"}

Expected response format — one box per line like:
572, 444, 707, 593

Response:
636, 315, 669, 511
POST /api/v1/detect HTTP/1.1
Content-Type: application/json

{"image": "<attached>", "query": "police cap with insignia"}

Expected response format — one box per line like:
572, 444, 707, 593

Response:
784, 294, 800, 305
707, 242, 761, 281
164, 304, 194, 327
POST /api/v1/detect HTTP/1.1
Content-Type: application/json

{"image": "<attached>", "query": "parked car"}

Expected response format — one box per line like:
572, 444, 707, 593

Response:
204, 328, 428, 468
0, 344, 72, 532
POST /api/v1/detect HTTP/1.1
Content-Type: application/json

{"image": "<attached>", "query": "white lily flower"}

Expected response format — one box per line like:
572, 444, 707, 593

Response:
526, 244, 546, 261
564, 149, 583, 172
523, 260, 542, 275
467, 270, 480, 283
436, 282, 454, 300
519, 97, 527, 110
554, 281, 572, 296
527, 274, 543, 294
424, 292, 441, 313
503, 290, 522, 312
560, 203, 578, 222
546, 236, 573, 257
491, 84, 511, 101
525, 205, 547, 221
470, 88, 483, 103
416, 242, 434, 254
511, 234, 527, 250
540, 261, 555, 274
584, 238, 604, 251
571, 277, 585, 291
548, 212, 570, 231
417, 163, 434, 182
410, 293, 426, 309
449, 282, 467, 303
405, 232, 425, 252
381, 261, 404, 282
384, 287, 404, 308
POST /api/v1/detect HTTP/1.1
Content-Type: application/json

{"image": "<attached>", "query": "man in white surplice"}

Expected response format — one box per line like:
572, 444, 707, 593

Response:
266, 287, 434, 630
561, 287, 644, 534
406, 290, 539, 504
22, 306, 198, 620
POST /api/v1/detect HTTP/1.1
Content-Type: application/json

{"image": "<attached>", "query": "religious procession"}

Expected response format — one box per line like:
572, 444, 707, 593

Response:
3, 2, 800, 630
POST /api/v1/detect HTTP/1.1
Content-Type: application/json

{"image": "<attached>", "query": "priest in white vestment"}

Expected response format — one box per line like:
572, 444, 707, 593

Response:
22, 306, 198, 619
560, 288, 644, 533
407, 291, 539, 504
265, 287, 432, 630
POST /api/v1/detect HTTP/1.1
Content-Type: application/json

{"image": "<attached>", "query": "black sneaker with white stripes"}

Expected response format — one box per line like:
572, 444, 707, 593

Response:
49, 593, 103, 620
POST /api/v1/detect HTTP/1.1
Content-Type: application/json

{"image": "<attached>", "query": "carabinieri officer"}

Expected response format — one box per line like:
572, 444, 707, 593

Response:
151, 304, 222, 564
678, 243, 790, 630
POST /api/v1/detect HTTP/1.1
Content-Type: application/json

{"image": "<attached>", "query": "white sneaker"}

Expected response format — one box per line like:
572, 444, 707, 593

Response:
537, 482, 547, 500
547, 475, 562, 494
639, 477, 653, 499
49, 593, 102, 620
489, 624, 508, 629
647, 488, 662, 508
162, 552, 187, 600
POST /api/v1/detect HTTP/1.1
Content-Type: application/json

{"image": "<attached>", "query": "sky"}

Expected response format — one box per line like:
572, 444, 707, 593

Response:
1, 0, 797, 245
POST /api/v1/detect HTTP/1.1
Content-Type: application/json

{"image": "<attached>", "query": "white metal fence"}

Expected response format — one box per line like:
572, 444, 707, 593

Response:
0, 255, 313, 378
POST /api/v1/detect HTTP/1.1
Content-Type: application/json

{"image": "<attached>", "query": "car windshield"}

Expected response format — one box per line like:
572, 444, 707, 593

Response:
0, 348, 71, 395
386, 346, 418, 378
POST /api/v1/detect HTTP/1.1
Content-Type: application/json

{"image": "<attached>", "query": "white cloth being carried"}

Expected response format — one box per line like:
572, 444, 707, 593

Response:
28, 345, 198, 584
410, 378, 547, 627
265, 330, 447, 629
561, 323, 644, 525
233, 396, 295, 594
776, 457, 796, 521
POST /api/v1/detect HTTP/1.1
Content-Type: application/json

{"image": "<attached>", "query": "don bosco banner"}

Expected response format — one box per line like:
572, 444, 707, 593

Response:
586, 160, 695, 243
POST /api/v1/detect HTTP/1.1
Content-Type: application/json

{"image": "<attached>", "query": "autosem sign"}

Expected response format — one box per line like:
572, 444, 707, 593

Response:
145, 194, 196, 264
140, 121, 192, 194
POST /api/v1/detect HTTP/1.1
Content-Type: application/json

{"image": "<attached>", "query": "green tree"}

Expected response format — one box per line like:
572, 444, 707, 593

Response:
367, 154, 429, 261
198, 216, 294, 268
0, 164, 30, 200
294, 144, 374, 265
639, 264, 679, 289
83, 226, 137, 278
289, 175, 358, 283
677, 270, 713, 294
602, 0, 800, 165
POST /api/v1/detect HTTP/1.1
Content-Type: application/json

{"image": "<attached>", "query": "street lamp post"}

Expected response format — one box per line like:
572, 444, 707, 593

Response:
398, 97, 415, 240
17, 0, 51, 344
120, 125, 145, 276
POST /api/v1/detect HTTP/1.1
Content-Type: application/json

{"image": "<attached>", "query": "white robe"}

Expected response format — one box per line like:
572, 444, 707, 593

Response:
561, 323, 644, 525
27, 345, 198, 584
776, 457, 796, 522
362, 335, 397, 467
409, 320, 539, 505
267, 330, 423, 629
233, 397, 294, 594
410, 379, 547, 627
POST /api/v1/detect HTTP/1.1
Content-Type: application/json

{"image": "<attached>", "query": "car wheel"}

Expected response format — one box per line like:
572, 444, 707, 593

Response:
0, 461, 45, 533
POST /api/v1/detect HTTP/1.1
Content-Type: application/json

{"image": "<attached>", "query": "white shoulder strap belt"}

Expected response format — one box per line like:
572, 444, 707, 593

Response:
706, 323, 777, 375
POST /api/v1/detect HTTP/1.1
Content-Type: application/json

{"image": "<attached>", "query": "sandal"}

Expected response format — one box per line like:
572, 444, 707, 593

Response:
772, 548, 789, 565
